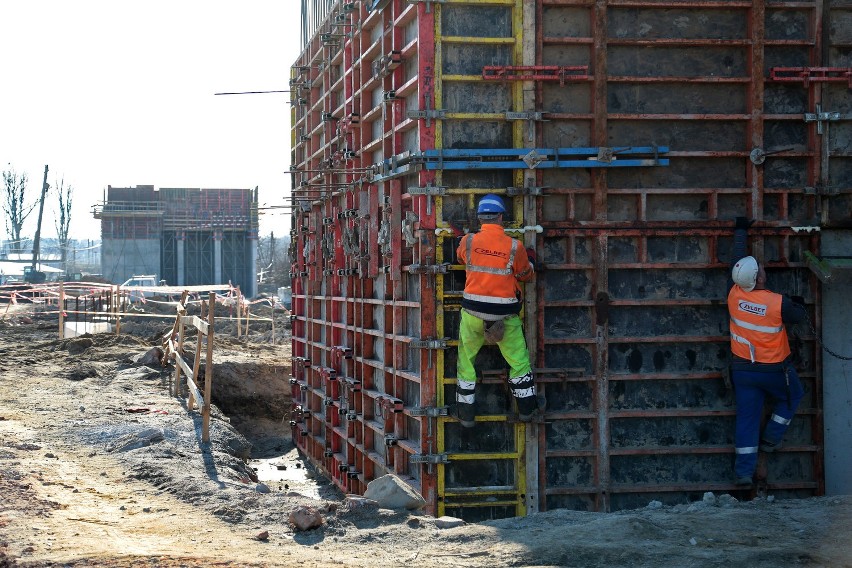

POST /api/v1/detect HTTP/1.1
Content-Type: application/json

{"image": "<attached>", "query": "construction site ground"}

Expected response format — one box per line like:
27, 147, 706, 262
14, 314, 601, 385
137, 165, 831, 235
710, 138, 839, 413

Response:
0, 303, 849, 568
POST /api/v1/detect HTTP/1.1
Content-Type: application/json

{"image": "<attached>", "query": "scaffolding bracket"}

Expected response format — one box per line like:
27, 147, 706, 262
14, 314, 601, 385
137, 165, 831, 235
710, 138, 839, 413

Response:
804, 251, 852, 284
410, 453, 449, 464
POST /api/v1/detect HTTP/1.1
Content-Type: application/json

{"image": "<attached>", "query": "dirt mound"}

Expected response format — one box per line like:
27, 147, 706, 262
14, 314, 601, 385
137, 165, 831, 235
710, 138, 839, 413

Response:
0, 309, 849, 568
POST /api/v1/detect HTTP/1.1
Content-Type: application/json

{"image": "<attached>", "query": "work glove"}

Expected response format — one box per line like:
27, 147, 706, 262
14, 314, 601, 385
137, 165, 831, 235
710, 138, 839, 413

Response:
735, 217, 755, 230
526, 247, 537, 267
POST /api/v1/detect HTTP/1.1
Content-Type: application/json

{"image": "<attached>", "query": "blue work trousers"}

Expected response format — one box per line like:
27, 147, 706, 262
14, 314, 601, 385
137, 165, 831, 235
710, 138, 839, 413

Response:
733, 366, 804, 479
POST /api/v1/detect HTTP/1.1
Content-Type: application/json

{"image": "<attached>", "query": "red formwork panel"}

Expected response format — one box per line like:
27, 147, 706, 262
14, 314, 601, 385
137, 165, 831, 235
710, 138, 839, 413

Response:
290, 0, 445, 509
290, 0, 846, 519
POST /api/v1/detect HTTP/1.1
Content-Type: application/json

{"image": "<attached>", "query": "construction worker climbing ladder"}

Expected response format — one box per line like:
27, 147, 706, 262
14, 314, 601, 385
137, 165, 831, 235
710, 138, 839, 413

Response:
728, 217, 806, 487
455, 194, 540, 427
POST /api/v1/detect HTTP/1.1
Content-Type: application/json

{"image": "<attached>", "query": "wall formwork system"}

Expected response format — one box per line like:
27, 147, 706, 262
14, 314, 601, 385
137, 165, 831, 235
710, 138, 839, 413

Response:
289, 0, 851, 519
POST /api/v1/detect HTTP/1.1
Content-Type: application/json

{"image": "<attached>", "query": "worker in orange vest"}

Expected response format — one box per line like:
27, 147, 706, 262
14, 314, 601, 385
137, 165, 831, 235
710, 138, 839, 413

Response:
728, 217, 806, 487
455, 194, 539, 427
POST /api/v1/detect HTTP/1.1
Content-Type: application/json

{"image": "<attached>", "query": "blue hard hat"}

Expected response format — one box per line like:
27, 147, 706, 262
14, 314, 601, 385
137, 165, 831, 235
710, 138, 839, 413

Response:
477, 194, 506, 215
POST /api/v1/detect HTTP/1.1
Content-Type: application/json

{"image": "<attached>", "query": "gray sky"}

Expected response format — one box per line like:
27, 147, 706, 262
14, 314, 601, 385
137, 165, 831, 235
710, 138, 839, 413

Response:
0, 1, 302, 240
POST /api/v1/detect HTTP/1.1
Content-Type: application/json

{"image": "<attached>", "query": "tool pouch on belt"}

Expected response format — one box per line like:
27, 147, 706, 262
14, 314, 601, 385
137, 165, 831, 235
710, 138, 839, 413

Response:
484, 319, 506, 344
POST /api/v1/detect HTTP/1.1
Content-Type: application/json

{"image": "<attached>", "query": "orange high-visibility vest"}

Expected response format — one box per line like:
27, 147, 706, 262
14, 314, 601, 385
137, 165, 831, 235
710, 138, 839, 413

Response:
457, 224, 533, 307
727, 286, 791, 363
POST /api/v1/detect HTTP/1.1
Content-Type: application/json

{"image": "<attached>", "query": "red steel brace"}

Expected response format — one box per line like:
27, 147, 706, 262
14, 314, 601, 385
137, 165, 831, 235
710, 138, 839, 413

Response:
770, 67, 852, 88
483, 65, 590, 86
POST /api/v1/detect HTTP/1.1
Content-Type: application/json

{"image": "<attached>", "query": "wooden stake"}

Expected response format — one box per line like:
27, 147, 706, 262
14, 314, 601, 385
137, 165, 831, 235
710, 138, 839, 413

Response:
58, 282, 65, 339
114, 285, 121, 335
236, 286, 242, 337
202, 291, 215, 443
245, 303, 251, 337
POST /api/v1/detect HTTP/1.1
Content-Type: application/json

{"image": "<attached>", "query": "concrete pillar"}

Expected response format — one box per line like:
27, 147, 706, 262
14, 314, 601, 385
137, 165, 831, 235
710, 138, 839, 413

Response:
214, 230, 223, 285
176, 231, 185, 287
821, 230, 852, 495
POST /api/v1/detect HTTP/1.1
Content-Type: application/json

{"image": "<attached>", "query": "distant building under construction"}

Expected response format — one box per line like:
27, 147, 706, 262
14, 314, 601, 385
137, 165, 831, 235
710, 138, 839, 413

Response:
94, 185, 259, 297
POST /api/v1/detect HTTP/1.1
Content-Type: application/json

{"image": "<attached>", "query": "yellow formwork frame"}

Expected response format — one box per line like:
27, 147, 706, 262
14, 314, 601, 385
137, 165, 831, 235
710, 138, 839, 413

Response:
433, 0, 529, 519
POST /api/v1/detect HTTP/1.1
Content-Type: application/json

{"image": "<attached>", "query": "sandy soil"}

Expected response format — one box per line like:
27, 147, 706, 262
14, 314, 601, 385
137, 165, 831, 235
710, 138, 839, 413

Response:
0, 303, 850, 568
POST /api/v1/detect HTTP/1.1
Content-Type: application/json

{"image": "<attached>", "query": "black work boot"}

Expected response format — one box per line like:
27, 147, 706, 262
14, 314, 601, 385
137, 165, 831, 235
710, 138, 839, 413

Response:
510, 372, 538, 421
455, 402, 476, 428
455, 379, 477, 428
516, 395, 538, 422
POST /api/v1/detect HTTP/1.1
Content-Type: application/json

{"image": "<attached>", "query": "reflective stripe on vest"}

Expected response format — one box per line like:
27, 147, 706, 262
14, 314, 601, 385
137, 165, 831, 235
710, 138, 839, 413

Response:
730, 316, 783, 334
730, 331, 757, 363
466, 236, 517, 276
462, 292, 518, 304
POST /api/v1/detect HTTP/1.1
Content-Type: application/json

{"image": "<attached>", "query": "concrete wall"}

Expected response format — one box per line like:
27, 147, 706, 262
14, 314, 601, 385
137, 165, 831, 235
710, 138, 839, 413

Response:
101, 238, 161, 284
821, 230, 852, 495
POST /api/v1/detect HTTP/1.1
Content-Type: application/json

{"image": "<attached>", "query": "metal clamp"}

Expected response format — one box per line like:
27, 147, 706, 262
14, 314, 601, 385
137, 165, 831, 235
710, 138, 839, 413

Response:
804, 105, 850, 135
506, 112, 547, 142
506, 183, 545, 196
522, 149, 547, 169
410, 453, 449, 464
409, 406, 449, 417
405, 263, 448, 274
407, 109, 447, 121
411, 339, 448, 350
407, 185, 447, 196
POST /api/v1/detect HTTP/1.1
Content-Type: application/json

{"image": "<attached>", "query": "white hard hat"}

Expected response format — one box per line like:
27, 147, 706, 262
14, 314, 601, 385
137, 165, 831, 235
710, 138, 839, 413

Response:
732, 256, 759, 291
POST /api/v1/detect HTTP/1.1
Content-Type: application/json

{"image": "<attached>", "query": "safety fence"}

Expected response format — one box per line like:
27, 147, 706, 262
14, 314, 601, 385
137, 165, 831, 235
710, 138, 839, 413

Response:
0, 282, 286, 342
162, 291, 216, 443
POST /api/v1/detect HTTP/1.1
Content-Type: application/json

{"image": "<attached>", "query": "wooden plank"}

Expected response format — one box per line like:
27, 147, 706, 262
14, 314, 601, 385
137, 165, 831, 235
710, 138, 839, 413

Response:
181, 315, 209, 335
176, 354, 194, 383
203, 292, 215, 443
185, 376, 205, 410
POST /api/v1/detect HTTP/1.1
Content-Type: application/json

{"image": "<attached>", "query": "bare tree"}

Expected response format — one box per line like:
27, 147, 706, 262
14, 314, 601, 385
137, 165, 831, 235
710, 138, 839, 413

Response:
256, 231, 292, 287
53, 176, 73, 267
2, 166, 36, 253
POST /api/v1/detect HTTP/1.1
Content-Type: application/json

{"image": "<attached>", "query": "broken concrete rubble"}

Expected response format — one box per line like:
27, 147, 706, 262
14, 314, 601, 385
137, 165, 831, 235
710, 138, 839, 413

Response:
363, 474, 427, 510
